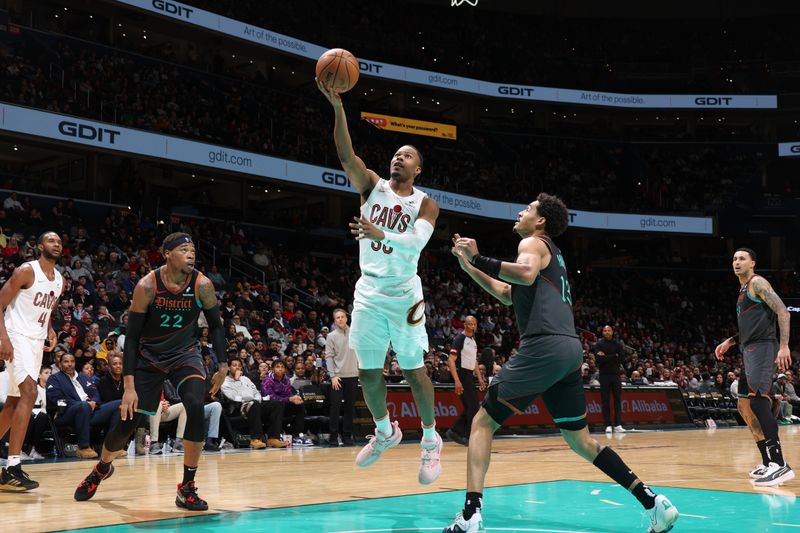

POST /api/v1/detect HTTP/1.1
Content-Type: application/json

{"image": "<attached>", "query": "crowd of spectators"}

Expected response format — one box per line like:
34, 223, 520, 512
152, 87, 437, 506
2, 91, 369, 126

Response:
27, 1, 800, 93
0, 27, 765, 215
3, 190, 798, 460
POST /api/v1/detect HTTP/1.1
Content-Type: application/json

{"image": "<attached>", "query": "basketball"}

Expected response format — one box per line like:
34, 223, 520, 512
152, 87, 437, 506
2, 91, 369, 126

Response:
315, 48, 360, 93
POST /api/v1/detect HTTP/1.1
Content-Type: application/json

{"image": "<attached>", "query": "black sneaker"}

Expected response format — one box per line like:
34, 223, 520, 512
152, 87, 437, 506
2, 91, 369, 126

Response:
0, 464, 39, 492
341, 434, 355, 446
446, 428, 468, 446
203, 441, 221, 452
74, 464, 114, 501
176, 481, 208, 511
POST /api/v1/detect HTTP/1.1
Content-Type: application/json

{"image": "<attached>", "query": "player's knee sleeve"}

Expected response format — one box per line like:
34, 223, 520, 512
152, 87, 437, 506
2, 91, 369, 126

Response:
105, 413, 143, 452
180, 377, 206, 442
556, 417, 588, 431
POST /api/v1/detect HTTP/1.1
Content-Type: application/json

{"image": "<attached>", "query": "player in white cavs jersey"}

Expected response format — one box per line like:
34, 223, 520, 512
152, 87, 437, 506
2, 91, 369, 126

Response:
318, 78, 443, 484
0, 231, 62, 491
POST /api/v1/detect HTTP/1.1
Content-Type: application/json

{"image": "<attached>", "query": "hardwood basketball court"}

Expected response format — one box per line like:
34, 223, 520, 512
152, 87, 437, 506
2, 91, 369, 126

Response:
3, 426, 798, 532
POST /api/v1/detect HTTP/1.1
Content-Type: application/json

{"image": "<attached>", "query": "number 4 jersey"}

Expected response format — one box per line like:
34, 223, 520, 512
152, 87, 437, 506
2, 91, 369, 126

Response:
140, 268, 204, 364
4, 260, 63, 340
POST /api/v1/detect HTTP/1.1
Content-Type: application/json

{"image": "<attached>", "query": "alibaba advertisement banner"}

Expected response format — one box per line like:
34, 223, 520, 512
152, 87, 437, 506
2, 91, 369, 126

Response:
361, 112, 457, 140
384, 388, 683, 430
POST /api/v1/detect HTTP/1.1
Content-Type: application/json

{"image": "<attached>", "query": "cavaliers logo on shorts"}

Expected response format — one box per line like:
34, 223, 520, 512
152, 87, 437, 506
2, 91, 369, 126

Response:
407, 300, 425, 327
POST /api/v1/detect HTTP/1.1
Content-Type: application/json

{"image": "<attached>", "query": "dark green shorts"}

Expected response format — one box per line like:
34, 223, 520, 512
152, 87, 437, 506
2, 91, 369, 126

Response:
483, 335, 586, 429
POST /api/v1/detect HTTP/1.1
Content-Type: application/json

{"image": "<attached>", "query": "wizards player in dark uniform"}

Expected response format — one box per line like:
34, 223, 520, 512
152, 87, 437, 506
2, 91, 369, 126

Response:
444, 194, 678, 533
74, 233, 229, 510
715, 248, 794, 487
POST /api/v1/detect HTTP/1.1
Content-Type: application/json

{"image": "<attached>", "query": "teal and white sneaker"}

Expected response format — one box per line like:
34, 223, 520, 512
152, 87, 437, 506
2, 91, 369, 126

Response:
646, 494, 679, 532
442, 510, 484, 533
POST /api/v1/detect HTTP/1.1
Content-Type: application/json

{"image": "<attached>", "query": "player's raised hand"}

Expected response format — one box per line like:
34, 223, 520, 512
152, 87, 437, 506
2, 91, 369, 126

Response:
315, 77, 343, 109
451, 234, 471, 271
350, 215, 385, 241
453, 235, 479, 262
776, 346, 791, 372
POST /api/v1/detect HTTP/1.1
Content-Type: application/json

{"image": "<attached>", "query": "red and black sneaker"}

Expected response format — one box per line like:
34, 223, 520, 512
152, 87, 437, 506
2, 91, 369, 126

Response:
74, 464, 114, 501
175, 481, 208, 511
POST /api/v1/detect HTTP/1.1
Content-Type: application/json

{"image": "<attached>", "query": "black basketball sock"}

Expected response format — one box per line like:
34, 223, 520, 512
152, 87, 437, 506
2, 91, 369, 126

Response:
96, 460, 111, 475
182, 465, 198, 485
756, 439, 770, 466
593, 447, 656, 509
749, 396, 783, 466
765, 438, 785, 467
463, 491, 483, 520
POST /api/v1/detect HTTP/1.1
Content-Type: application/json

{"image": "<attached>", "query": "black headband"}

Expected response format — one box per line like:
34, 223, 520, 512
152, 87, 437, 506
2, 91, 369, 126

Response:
164, 236, 193, 251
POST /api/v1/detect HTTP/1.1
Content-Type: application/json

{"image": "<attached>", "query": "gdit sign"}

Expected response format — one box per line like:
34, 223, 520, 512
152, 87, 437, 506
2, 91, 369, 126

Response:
152, 0, 193, 19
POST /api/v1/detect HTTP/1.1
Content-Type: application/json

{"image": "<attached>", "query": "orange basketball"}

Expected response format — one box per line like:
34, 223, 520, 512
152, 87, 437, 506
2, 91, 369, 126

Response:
316, 48, 360, 93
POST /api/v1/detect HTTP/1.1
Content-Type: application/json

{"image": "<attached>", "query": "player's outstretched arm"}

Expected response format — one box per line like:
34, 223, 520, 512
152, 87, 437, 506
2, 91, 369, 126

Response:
351, 198, 439, 252
316, 78, 380, 197
0, 264, 33, 360
751, 276, 792, 371
452, 234, 512, 305
453, 235, 545, 286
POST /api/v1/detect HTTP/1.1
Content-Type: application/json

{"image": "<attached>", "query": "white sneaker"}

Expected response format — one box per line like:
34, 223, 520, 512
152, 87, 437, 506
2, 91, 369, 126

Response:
355, 420, 403, 468
754, 463, 795, 487
19, 451, 32, 461
614, 425, 627, 433
299, 433, 314, 446
29, 449, 45, 460
749, 464, 769, 479
418, 432, 443, 485
646, 494, 679, 533
442, 510, 484, 533
605, 426, 613, 433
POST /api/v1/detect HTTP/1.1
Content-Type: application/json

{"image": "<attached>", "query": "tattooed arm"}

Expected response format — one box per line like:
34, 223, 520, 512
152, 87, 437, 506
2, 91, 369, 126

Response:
751, 276, 792, 371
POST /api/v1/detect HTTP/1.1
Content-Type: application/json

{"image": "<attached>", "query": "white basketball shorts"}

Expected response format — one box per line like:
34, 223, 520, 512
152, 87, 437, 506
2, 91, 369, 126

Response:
5, 331, 45, 397
349, 275, 428, 370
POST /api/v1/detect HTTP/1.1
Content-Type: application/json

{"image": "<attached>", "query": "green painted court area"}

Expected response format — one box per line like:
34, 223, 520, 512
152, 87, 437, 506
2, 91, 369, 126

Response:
65, 480, 798, 533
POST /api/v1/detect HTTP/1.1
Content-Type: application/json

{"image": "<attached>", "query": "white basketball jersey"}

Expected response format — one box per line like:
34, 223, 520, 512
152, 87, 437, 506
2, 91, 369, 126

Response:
4, 260, 63, 340
359, 179, 427, 283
